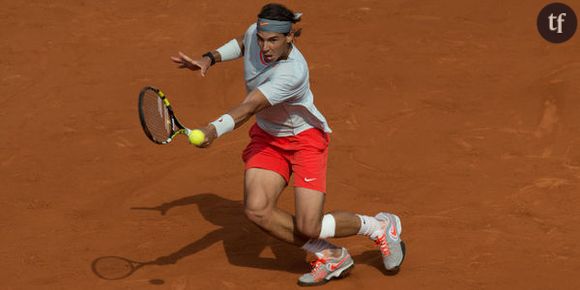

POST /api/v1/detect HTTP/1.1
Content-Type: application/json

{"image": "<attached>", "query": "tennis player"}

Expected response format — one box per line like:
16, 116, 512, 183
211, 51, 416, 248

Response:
171, 3, 405, 286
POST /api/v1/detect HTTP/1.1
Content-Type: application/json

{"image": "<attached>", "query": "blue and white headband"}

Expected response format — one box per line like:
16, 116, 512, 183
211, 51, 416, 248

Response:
257, 12, 302, 33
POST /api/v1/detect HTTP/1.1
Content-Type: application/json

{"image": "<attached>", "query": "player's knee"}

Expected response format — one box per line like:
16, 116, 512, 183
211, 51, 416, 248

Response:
296, 220, 321, 239
244, 205, 272, 227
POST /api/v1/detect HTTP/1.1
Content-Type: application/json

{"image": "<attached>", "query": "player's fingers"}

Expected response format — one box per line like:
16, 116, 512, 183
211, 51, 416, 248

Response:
178, 51, 193, 62
170, 56, 182, 63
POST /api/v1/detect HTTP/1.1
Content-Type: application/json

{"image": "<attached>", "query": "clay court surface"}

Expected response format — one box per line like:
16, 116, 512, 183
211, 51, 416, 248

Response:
2, 0, 580, 289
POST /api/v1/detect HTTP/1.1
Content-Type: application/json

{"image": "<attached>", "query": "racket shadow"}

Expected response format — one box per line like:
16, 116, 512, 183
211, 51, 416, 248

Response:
129, 193, 307, 274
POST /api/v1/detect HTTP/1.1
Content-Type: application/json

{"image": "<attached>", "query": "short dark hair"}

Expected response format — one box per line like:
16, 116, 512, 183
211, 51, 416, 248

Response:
258, 3, 302, 36
258, 3, 300, 24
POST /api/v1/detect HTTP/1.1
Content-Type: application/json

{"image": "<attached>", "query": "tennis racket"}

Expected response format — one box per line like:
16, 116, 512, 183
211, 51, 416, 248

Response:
92, 256, 155, 280
138, 86, 191, 144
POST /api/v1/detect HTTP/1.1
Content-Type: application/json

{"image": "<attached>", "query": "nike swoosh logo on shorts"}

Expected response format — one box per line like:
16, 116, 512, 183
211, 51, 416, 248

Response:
304, 177, 317, 182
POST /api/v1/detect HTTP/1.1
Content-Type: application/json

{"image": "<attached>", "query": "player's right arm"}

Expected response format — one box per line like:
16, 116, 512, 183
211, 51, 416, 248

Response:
195, 89, 270, 148
194, 63, 306, 148
170, 36, 244, 77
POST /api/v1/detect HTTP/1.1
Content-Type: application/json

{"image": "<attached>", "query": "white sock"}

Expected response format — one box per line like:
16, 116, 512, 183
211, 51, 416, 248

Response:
357, 214, 384, 239
301, 239, 339, 258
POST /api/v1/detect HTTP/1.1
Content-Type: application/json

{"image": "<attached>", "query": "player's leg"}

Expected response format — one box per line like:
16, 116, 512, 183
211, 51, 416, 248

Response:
293, 186, 324, 238
243, 167, 306, 245
292, 186, 401, 248
294, 187, 354, 286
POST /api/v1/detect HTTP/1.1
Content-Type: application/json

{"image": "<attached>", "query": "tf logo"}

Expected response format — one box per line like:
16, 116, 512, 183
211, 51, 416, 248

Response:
537, 2, 577, 43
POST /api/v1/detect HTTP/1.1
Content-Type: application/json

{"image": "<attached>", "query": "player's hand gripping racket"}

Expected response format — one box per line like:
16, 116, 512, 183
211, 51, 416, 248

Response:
138, 86, 192, 144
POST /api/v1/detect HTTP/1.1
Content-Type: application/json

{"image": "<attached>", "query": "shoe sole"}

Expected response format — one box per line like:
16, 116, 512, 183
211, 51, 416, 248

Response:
297, 262, 355, 287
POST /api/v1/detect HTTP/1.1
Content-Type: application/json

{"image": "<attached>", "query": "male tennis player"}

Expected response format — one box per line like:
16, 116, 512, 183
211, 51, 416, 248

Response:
171, 3, 405, 286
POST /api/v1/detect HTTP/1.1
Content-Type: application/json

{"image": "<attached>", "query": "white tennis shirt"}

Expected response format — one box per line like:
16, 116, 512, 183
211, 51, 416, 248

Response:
242, 24, 331, 137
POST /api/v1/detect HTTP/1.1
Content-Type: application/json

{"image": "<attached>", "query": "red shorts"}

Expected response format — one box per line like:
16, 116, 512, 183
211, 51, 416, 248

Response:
242, 123, 330, 192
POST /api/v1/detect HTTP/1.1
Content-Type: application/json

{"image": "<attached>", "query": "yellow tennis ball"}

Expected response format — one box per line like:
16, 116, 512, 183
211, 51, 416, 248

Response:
188, 129, 205, 146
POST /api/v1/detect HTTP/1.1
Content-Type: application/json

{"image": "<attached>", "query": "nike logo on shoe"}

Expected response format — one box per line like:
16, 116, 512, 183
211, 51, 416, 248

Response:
389, 223, 399, 241
304, 177, 317, 182
327, 255, 350, 271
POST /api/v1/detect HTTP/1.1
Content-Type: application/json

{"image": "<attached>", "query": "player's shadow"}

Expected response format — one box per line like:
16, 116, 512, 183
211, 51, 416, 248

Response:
351, 250, 402, 276
131, 193, 307, 274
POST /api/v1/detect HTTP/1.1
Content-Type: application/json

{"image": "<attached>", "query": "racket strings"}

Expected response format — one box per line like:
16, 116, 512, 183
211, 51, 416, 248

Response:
140, 90, 172, 142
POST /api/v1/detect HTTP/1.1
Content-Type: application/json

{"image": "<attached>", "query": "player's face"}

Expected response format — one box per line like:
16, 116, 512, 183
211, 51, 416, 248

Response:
257, 31, 293, 63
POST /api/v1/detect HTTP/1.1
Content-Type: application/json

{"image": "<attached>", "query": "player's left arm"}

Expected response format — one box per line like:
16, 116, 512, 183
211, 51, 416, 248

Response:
196, 89, 270, 148
171, 36, 244, 77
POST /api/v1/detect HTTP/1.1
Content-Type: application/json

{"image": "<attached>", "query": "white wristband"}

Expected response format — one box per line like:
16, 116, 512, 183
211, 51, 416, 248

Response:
216, 39, 242, 62
210, 114, 235, 137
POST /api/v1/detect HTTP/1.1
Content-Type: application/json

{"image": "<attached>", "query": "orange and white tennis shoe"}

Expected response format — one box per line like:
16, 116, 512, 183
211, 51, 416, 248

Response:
374, 212, 405, 274
297, 248, 354, 286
